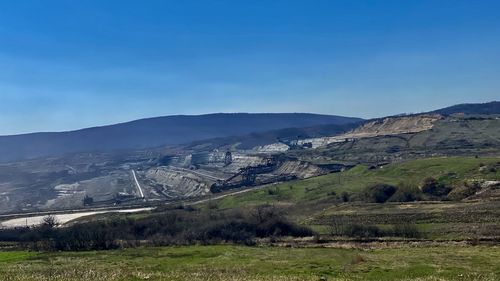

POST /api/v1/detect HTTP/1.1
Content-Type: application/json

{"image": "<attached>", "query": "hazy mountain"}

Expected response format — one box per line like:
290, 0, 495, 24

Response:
0, 113, 362, 162
185, 122, 362, 151
430, 101, 500, 116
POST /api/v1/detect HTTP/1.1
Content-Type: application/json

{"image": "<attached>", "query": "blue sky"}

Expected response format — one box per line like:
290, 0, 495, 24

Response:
0, 0, 499, 135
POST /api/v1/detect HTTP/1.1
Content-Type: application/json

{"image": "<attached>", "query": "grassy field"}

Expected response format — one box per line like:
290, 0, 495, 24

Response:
216, 157, 500, 209
308, 200, 500, 239
0, 245, 499, 281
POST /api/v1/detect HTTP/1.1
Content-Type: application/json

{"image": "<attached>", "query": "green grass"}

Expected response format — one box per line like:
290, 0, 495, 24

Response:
0, 245, 498, 280
309, 200, 500, 238
0, 251, 36, 263
216, 157, 500, 209
207, 157, 500, 240
0, 157, 498, 280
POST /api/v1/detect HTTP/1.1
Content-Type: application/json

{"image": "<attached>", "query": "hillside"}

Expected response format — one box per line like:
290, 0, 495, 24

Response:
430, 101, 500, 116
0, 113, 362, 162
0, 102, 498, 214
0, 101, 496, 163
213, 157, 500, 240
216, 157, 500, 208
292, 114, 500, 164
1, 106, 499, 214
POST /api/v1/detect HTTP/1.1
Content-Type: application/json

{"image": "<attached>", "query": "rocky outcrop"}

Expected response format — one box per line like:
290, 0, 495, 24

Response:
295, 115, 443, 149
225, 154, 267, 172
255, 143, 290, 153
143, 167, 210, 198
276, 161, 326, 179
345, 115, 442, 137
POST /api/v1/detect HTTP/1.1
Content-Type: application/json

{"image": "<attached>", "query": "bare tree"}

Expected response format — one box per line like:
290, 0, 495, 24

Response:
329, 216, 348, 236
41, 215, 59, 228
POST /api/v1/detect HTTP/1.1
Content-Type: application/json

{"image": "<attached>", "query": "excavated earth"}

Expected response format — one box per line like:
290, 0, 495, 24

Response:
295, 115, 443, 149
1, 114, 498, 214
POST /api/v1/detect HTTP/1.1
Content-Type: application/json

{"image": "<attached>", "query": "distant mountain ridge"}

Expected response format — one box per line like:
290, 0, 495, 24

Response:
0, 113, 362, 162
430, 101, 500, 116
1, 101, 497, 163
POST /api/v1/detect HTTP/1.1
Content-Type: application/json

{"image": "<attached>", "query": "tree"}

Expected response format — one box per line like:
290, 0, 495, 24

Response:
341, 192, 350, 202
329, 216, 348, 236
41, 215, 59, 228
421, 177, 451, 196
362, 184, 397, 203
389, 182, 422, 202
83, 195, 94, 206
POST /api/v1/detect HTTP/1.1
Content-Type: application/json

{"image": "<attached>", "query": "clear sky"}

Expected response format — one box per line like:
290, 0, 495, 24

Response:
0, 0, 499, 135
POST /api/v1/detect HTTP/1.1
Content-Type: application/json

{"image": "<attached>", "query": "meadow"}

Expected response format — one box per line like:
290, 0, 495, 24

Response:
1, 245, 499, 281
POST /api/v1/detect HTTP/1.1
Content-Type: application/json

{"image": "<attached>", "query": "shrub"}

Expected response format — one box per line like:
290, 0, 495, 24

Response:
341, 192, 350, 202
198, 221, 256, 245
388, 183, 423, 202
329, 216, 348, 236
328, 191, 337, 196
351, 254, 366, 264
267, 187, 280, 195
447, 181, 481, 201
390, 223, 421, 238
256, 218, 313, 238
1, 205, 314, 251
362, 184, 397, 203
207, 200, 219, 210
344, 224, 383, 238
421, 177, 452, 196
41, 215, 59, 228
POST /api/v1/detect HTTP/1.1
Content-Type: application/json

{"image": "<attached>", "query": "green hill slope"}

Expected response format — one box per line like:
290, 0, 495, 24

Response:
217, 157, 500, 208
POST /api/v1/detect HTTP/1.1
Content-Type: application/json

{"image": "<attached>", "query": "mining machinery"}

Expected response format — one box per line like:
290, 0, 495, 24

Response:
210, 157, 294, 193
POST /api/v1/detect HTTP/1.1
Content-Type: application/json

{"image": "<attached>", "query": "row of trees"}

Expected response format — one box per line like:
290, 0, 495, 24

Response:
328, 216, 422, 239
0, 205, 314, 251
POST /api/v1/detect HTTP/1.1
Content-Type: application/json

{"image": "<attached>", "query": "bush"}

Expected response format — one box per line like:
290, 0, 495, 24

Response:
344, 224, 383, 239
207, 200, 219, 210
327, 217, 421, 239
447, 181, 481, 201
266, 187, 280, 195
421, 177, 451, 196
388, 183, 423, 202
362, 184, 397, 203
351, 254, 366, 264
1, 205, 314, 251
329, 216, 348, 236
198, 221, 256, 245
341, 192, 350, 202
390, 223, 421, 238
256, 218, 313, 238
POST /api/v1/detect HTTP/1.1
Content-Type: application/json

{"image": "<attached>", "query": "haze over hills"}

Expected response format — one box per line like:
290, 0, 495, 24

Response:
0, 113, 362, 162
1, 1, 499, 278
430, 101, 500, 116
0, 101, 498, 215
1, 101, 499, 163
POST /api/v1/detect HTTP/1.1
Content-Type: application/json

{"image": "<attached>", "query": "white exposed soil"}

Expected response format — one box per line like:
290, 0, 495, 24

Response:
0, 207, 153, 229
144, 167, 210, 197
255, 143, 290, 153
293, 115, 443, 149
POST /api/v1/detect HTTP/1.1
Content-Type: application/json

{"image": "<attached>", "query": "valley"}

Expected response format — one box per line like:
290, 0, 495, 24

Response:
2, 2, 499, 280
0, 102, 499, 281
0, 104, 498, 217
